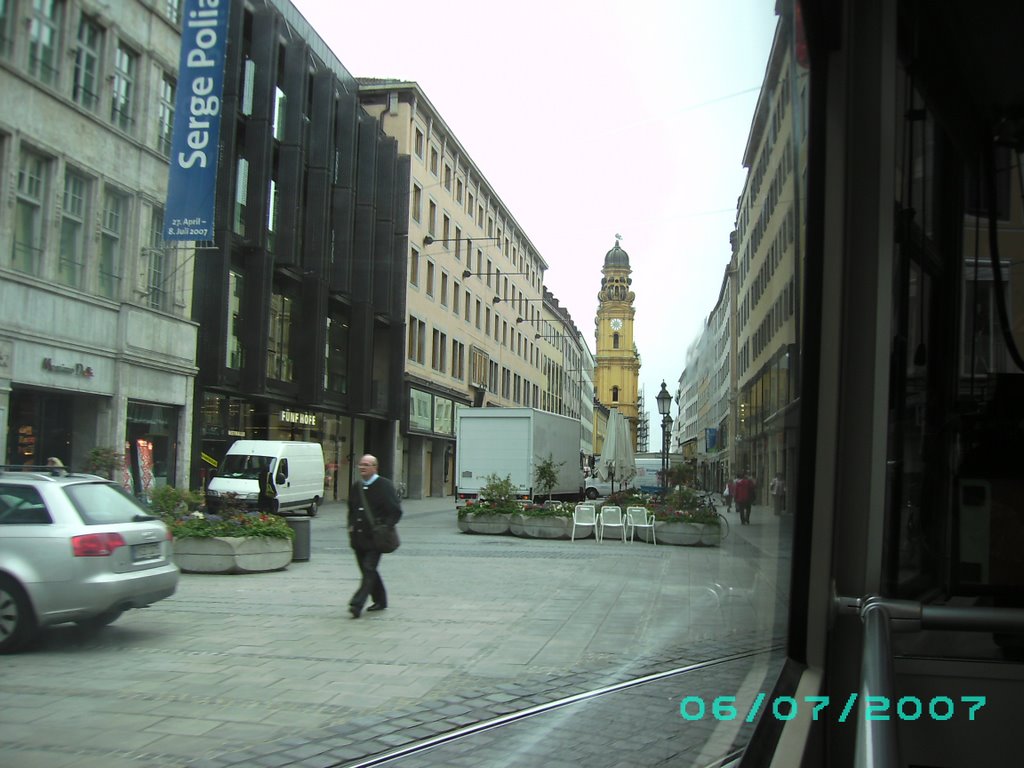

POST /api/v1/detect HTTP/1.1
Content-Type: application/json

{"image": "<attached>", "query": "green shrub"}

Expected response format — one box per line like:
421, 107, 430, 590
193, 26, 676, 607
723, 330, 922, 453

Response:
533, 454, 564, 500
149, 485, 203, 517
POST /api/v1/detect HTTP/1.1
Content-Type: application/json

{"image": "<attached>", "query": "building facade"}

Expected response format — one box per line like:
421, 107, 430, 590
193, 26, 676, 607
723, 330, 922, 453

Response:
188, 0, 410, 499
0, 0, 196, 492
732, 18, 807, 493
358, 80, 591, 497
593, 240, 641, 448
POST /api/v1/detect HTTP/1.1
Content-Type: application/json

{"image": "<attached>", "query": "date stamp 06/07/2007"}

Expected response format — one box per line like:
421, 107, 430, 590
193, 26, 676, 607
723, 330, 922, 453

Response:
680, 693, 987, 723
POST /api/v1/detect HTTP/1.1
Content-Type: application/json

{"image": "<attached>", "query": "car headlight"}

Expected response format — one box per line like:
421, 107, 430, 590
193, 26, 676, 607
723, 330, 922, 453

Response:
206, 490, 220, 498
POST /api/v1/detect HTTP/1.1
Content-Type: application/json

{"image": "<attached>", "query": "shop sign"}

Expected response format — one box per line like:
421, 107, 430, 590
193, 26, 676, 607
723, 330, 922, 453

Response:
281, 409, 316, 426
41, 357, 94, 379
434, 398, 454, 435
409, 389, 432, 432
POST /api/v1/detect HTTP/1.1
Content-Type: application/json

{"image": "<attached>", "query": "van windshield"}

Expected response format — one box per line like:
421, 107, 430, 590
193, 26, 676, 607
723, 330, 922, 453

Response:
219, 455, 275, 480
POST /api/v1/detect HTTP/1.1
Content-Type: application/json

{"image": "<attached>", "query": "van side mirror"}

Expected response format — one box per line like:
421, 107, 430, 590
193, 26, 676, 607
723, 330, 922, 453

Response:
276, 470, 287, 485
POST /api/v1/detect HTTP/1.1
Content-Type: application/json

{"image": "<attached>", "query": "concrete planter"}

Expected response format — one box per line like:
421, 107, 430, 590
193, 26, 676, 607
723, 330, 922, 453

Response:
510, 514, 572, 539
654, 521, 722, 547
464, 512, 513, 535
173, 536, 292, 574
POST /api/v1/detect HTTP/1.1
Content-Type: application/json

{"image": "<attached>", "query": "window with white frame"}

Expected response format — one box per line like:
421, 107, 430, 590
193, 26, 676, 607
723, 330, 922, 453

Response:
409, 246, 420, 287
28, 0, 61, 86
164, 0, 181, 24
410, 184, 422, 222
451, 339, 464, 380
58, 169, 88, 288
73, 15, 102, 111
157, 72, 176, 157
425, 260, 434, 298
0, 0, 13, 59
99, 187, 127, 299
414, 127, 424, 158
111, 42, 138, 132
431, 328, 447, 372
14, 149, 48, 276
147, 206, 170, 311
407, 315, 426, 364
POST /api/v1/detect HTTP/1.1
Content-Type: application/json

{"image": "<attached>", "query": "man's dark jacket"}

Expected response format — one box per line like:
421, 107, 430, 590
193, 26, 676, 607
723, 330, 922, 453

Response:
348, 477, 402, 550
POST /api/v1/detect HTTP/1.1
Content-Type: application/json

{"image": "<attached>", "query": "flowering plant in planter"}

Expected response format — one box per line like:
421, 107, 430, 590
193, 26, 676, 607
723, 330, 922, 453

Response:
458, 473, 528, 518
163, 509, 294, 540
650, 486, 721, 525
153, 487, 293, 540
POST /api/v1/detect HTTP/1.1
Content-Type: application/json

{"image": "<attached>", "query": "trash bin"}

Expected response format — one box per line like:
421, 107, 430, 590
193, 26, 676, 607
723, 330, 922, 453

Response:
283, 516, 310, 561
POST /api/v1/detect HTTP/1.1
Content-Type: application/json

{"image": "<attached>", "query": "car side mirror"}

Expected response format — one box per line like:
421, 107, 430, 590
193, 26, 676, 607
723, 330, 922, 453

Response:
275, 471, 287, 485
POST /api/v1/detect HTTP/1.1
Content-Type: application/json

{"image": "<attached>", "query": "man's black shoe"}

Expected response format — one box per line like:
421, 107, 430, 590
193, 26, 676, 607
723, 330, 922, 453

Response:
367, 604, 387, 612
349, 605, 362, 619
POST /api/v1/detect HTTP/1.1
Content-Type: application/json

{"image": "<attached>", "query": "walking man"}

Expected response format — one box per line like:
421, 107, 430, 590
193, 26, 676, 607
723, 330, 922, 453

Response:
347, 454, 402, 618
734, 471, 756, 525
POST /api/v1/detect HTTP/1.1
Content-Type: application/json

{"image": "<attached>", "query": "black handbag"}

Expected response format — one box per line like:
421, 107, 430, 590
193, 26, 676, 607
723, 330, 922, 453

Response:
359, 486, 400, 553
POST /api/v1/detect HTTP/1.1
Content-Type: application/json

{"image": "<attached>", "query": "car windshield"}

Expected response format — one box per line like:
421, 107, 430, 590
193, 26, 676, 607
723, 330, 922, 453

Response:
219, 455, 274, 480
64, 482, 153, 525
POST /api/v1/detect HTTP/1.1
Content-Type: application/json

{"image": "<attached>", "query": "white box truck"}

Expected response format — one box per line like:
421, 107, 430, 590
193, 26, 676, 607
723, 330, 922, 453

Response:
455, 407, 583, 509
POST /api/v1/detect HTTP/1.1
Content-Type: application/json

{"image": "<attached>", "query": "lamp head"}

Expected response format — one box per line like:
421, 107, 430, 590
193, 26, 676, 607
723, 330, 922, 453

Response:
656, 380, 672, 416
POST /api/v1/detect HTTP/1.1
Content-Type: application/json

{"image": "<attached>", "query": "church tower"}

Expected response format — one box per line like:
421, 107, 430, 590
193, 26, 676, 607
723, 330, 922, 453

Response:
594, 239, 641, 448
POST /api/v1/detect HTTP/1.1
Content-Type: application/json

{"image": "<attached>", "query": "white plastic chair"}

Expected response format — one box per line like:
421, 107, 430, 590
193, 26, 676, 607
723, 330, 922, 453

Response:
571, 503, 598, 541
626, 506, 656, 544
598, 505, 625, 542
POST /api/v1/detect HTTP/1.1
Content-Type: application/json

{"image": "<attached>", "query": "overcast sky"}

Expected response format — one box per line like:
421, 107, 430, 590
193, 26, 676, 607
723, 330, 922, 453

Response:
291, 0, 780, 424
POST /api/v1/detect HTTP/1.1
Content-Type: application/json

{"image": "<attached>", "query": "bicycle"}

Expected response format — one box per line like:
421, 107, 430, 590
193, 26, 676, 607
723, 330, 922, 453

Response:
696, 490, 730, 542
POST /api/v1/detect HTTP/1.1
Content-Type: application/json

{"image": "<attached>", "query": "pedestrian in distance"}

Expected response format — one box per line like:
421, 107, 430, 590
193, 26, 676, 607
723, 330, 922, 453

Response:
257, 465, 277, 515
46, 457, 67, 476
770, 472, 786, 516
347, 454, 403, 618
723, 478, 734, 512
734, 471, 756, 525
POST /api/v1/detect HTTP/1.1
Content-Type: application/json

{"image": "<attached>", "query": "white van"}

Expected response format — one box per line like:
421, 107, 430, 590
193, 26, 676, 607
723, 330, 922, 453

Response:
206, 441, 325, 516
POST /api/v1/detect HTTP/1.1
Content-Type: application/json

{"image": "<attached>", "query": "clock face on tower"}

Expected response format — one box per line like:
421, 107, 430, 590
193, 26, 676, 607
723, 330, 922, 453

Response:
610, 318, 623, 331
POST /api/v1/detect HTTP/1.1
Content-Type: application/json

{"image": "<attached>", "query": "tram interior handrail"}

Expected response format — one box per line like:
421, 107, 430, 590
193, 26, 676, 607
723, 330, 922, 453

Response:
838, 593, 1024, 768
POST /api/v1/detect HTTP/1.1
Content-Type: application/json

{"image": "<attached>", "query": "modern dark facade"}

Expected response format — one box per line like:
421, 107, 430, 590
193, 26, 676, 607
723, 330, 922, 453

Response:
189, 0, 409, 499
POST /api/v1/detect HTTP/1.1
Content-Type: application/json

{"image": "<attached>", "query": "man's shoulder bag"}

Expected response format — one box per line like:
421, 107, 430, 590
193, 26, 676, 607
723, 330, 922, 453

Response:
359, 486, 400, 553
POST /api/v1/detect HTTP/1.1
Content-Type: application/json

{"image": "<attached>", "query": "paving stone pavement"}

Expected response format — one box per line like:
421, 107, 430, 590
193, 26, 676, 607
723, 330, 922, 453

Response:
0, 496, 792, 768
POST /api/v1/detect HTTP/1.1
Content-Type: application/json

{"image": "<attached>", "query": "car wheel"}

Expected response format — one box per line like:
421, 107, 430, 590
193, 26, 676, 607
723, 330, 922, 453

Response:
75, 609, 124, 631
0, 575, 37, 654
308, 499, 318, 517
586, 488, 599, 500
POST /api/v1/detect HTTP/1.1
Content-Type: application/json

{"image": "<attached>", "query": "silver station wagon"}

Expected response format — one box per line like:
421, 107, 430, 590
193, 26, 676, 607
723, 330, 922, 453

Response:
0, 467, 180, 653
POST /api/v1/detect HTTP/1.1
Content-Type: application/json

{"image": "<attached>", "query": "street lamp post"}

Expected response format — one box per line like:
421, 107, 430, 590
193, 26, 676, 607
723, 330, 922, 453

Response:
656, 381, 672, 496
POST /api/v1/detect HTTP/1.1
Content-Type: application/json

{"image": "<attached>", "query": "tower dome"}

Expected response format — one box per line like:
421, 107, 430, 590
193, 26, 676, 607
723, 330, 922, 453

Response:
604, 239, 630, 268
